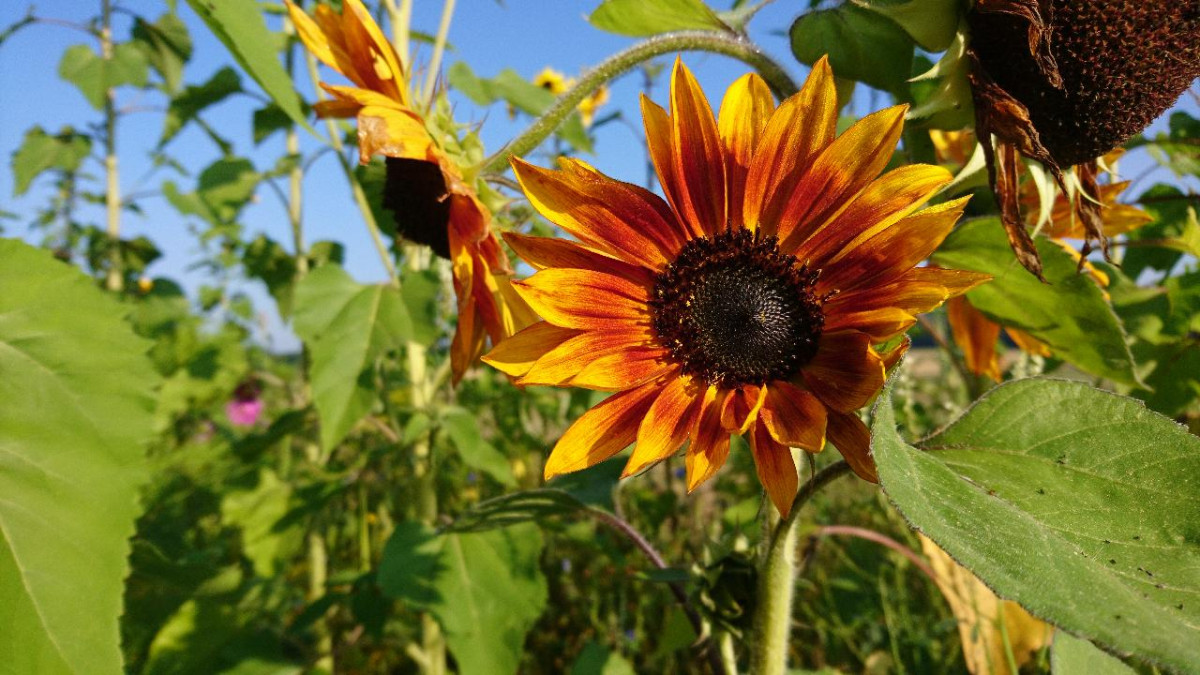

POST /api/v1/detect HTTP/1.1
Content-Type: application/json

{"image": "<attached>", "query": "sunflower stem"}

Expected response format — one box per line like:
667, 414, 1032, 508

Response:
100, 0, 123, 292
751, 461, 853, 674
478, 30, 797, 175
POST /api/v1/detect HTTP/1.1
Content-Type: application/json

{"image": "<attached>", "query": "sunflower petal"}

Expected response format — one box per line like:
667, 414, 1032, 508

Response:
356, 105, 436, 164
670, 58, 727, 237
513, 268, 651, 330
686, 386, 732, 492
797, 163, 953, 265
802, 331, 886, 413
544, 379, 663, 479
745, 56, 838, 234
819, 197, 970, 292
826, 411, 878, 483
625, 375, 703, 477
946, 296, 1002, 381
483, 322, 579, 377
642, 94, 693, 237
774, 105, 908, 250
750, 420, 799, 517
760, 381, 827, 452
718, 72, 775, 229
502, 232, 654, 286
823, 307, 917, 342
339, 0, 406, 104
572, 349, 673, 391
720, 384, 768, 434
519, 328, 659, 387
511, 157, 681, 269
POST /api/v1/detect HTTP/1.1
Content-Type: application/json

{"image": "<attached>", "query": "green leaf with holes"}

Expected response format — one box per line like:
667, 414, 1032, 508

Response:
0, 239, 158, 674
873, 378, 1200, 672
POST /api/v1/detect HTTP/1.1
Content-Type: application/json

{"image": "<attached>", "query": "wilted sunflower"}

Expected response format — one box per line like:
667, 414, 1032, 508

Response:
947, 155, 1152, 380
485, 58, 989, 516
967, 0, 1200, 277
286, 0, 534, 380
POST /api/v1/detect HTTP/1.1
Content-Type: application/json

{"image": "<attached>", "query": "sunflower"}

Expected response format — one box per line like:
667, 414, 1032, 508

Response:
484, 58, 989, 516
946, 156, 1152, 380
966, 0, 1200, 277
533, 67, 570, 96
286, 0, 535, 381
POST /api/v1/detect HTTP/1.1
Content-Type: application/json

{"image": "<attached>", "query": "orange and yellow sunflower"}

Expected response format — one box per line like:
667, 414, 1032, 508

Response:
485, 58, 989, 516
286, 0, 534, 381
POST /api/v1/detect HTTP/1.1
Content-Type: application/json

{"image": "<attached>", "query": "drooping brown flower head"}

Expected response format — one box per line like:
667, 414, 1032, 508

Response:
967, 0, 1200, 277
285, 0, 535, 381
485, 59, 989, 516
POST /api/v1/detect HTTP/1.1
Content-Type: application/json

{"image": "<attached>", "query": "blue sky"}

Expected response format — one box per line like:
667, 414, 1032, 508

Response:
2, 1, 1195, 352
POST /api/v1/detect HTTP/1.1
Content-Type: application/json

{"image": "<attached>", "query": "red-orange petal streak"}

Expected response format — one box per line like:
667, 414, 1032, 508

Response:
773, 105, 907, 250
750, 420, 799, 517
483, 321, 579, 378
513, 268, 651, 330
686, 385, 732, 492
826, 411, 878, 483
802, 331, 886, 413
503, 232, 654, 287
544, 379, 663, 479
760, 381, 827, 452
670, 58, 727, 237
718, 72, 775, 230
745, 56, 838, 235
625, 374, 703, 477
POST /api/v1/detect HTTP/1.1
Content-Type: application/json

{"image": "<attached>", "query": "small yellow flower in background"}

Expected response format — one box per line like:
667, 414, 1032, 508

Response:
578, 85, 609, 126
532, 67, 608, 126
946, 153, 1152, 380
533, 67, 569, 96
136, 277, 154, 294
285, 0, 535, 382
485, 58, 988, 516
930, 128, 976, 168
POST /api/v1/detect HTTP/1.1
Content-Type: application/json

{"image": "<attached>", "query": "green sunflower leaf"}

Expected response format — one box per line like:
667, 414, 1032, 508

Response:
379, 522, 548, 675
0, 239, 158, 675
292, 264, 411, 451
161, 66, 243, 147
931, 217, 1142, 388
789, 4, 915, 96
873, 378, 1200, 672
131, 12, 193, 93
1052, 633, 1137, 675
183, 0, 314, 137
588, 0, 730, 37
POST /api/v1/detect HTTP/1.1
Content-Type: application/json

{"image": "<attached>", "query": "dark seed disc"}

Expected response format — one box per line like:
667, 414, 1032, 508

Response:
970, 1, 1200, 167
382, 157, 452, 259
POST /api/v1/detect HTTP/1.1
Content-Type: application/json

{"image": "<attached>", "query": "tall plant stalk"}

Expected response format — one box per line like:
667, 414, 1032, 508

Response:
100, 0, 122, 291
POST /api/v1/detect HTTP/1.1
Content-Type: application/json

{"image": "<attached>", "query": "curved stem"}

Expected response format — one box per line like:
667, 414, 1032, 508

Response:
478, 30, 797, 174
751, 461, 853, 675
587, 508, 726, 675
815, 525, 940, 585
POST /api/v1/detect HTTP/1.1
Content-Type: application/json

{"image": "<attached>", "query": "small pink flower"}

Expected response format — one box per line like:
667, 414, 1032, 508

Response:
226, 380, 263, 427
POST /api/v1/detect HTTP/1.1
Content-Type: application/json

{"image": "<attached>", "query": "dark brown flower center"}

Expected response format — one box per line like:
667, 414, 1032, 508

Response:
650, 229, 824, 389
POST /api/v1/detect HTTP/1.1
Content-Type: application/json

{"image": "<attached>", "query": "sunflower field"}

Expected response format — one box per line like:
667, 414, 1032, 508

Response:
2, 0, 1199, 673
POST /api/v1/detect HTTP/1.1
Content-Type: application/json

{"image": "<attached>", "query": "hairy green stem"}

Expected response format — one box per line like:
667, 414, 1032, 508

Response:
478, 30, 797, 175
751, 461, 853, 674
